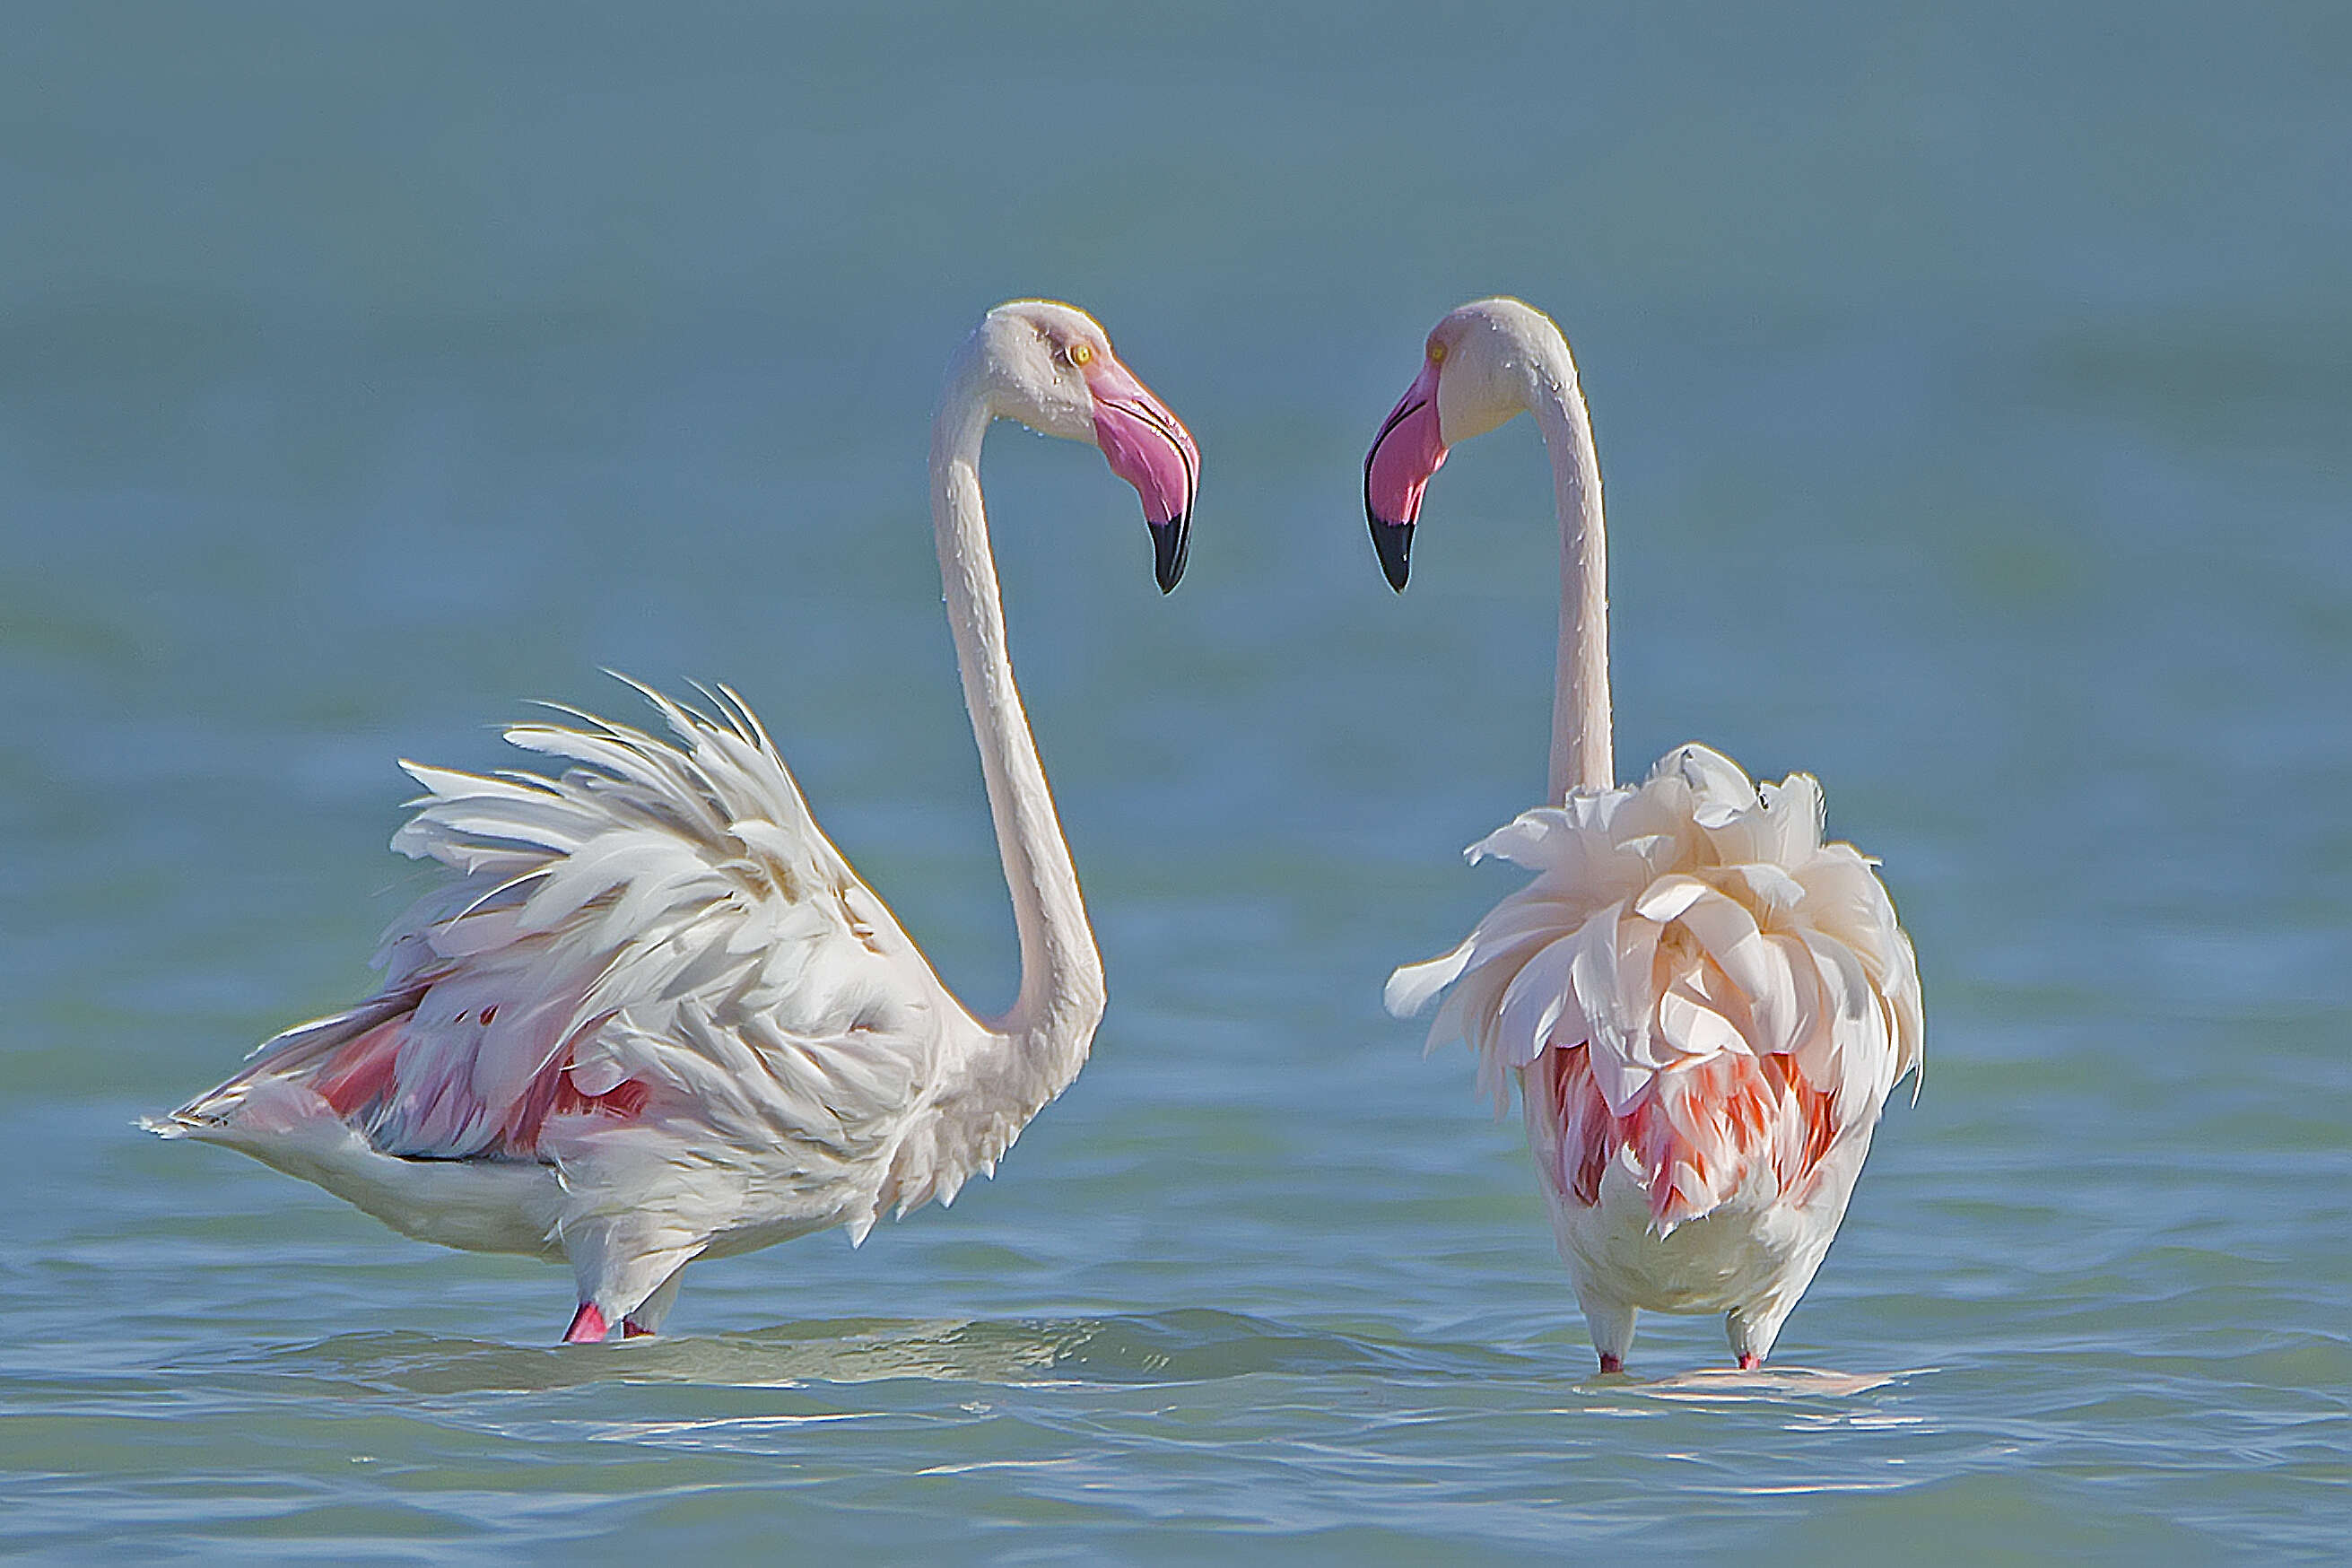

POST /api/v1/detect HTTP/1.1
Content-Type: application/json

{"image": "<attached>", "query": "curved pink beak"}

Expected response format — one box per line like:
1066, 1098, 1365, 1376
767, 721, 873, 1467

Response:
1087, 354, 1200, 592
1363, 359, 1448, 590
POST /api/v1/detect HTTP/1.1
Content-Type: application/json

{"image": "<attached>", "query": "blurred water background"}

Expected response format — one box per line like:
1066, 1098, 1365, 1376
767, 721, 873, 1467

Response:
3, 3, 2347, 1561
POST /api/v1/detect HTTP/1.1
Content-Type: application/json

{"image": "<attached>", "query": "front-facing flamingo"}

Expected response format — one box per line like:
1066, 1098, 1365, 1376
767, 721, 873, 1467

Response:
149, 301, 1198, 1342
1367, 298, 1921, 1372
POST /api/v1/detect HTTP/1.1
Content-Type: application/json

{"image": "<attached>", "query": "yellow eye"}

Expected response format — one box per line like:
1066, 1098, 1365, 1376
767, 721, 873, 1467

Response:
1069, 342, 1093, 366
1427, 340, 1447, 364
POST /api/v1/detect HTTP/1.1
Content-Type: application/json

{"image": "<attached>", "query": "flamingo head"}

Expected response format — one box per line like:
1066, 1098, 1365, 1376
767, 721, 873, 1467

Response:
975, 300, 1199, 592
1363, 296, 1564, 590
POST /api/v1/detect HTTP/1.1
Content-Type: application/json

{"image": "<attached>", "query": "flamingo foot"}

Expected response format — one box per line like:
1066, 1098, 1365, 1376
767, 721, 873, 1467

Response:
562, 1302, 610, 1344
622, 1319, 655, 1338
1737, 1352, 1761, 1372
1598, 1353, 1624, 1374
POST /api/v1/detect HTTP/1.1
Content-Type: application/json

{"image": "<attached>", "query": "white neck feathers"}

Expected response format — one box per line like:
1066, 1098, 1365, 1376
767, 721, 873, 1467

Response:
928, 355, 1107, 1087
1523, 338, 1614, 799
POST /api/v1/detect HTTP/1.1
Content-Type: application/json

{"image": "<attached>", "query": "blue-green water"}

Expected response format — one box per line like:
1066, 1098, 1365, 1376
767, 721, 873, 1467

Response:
4, 4, 2347, 1561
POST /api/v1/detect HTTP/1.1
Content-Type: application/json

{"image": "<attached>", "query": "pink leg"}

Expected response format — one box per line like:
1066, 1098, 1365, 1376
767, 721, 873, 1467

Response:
563, 1302, 610, 1344
1598, 1353, 1624, 1374
621, 1319, 654, 1338
1737, 1352, 1761, 1372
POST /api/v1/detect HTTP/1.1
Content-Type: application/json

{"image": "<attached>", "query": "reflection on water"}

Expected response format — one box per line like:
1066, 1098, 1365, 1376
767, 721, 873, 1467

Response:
199, 1311, 1460, 1396
1610, 1365, 1930, 1402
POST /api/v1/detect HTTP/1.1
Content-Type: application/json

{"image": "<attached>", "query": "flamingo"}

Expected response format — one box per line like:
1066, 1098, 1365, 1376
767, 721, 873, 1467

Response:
147, 301, 1199, 1344
1365, 299, 1922, 1372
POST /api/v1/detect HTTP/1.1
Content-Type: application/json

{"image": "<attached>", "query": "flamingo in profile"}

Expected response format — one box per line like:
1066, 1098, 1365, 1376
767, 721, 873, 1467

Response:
1365, 298, 1921, 1372
149, 301, 1199, 1343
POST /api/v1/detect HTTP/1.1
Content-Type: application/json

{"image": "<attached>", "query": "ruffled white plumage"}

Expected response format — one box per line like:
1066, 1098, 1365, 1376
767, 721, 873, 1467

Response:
1391, 743, 1921, 1229
152, 683, 1013, 1319
1389, 743, 1921, 1366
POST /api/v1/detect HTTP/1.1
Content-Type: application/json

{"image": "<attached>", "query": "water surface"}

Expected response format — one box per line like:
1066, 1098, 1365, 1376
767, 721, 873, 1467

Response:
3, 4, 2347, 1561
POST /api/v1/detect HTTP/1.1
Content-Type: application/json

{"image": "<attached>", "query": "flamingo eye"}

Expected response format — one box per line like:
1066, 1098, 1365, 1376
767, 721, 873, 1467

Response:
1068, 342, 1093, 367
1427, 340, 1447, 364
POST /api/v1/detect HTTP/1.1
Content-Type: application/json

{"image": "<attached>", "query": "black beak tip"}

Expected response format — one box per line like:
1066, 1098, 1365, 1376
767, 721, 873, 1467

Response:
1150, 515, 1189, 593
1371, 518, 1414, 592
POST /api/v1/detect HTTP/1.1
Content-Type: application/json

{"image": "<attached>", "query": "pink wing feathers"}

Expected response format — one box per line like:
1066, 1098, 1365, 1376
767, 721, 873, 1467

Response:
1387, 743, 1923, 1233
162, 683, 961, 1201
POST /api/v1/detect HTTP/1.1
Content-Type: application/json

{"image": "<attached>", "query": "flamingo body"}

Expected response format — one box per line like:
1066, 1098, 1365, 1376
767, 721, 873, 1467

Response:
150, 301, 1199, 1340
154, 690, 985, 1325
1386, 743, 1921, 1367
1368, 300, 1921, 1370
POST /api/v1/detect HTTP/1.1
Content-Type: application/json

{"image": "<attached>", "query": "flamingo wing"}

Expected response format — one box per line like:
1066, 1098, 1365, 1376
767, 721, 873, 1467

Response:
157, 681, 979, 1244
1389, 743, 1923, 1231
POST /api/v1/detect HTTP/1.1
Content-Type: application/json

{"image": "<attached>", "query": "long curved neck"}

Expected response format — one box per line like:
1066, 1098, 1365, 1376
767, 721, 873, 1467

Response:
1528, 350, 1613, 798
928, 374, 1106, 1067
